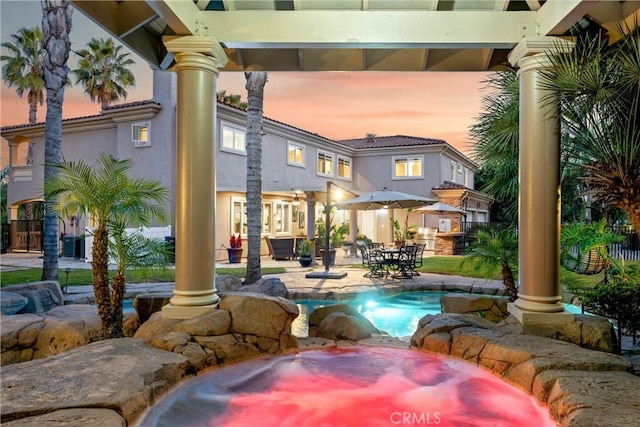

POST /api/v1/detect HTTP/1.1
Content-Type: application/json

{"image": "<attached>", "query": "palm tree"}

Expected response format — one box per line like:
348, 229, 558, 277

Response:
216, 90, 248, 110
244, 72, 268, 285
468, 69, 520, 222
44, 153, 168, 338
540, 26, 640, 232
108, 219, 169, 337
71, 38, 135, 110
40, 1, 72, 280
1, 26, 45, 127
463, 228, 519, 301
1, 26, 46, 221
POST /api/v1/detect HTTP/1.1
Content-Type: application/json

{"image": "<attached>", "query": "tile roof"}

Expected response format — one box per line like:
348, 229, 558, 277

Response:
102, 100, 161, 110
434, 181, 470, 190
1, 100, 161, 132
1, 113, 103, 131
336, 135, 446, 149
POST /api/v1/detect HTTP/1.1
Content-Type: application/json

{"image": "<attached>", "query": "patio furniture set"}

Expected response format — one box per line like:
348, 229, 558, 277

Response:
359, 242, 425, 279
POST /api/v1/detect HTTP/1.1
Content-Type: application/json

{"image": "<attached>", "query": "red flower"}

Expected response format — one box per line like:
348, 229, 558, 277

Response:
230, 234, 242, 248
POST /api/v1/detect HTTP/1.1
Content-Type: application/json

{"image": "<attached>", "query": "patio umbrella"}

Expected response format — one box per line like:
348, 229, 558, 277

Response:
334, 188, 436, 211
413, 202, 468, 215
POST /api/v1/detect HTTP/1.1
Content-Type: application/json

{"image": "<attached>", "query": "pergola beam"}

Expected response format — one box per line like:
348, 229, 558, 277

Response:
203, 10, 537, 49
536, 0, 596, 36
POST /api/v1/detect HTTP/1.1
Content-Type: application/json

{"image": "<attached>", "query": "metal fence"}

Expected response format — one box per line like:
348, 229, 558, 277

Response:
461, 222, 640, 261
609, 225, 640, 261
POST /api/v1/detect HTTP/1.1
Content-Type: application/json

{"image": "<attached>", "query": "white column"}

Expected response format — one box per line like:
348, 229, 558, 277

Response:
508, 37, 574, 323
161, 36, 228, 319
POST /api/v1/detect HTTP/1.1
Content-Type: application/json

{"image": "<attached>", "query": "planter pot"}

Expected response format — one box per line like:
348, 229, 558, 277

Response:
227, 248, 243, 263
318, 248, 336, 266
298, 255, 313, 267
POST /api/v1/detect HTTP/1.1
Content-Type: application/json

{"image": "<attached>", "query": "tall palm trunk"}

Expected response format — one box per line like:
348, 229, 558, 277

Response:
92, 225, 112, 335
40, 0, 72, 280
244, 72, 267, 285
23, 90, 38, 220
109, 273, 126, 338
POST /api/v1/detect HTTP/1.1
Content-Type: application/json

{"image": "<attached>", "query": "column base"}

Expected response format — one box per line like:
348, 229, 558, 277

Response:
508, 302, 574, 324
162, 303, 218, 319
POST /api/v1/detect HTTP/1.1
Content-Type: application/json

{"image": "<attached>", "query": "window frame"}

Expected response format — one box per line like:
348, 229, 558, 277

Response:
392, 155, 424, 180
231, 198, 278, 237
337, 155, 352, 181
287, 141, 306, 168
132, 122, 151, 147
316, 149, 334, 177
221, 124, 247, 155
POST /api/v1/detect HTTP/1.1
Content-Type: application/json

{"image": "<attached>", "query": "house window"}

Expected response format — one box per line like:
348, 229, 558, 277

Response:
274, 202, 291, 234
317, 150, 334, 177
132, 122, 150, 147
464, 169, 470, 187
337, 156, 352, 180
232, 198, 275, 236
450, 160, 457, 181
222, 125, 246, 154
287, 141, 305, 167
393, 155, 423, 179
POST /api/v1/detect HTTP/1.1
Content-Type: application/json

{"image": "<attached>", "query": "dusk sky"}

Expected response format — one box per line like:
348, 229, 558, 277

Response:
1, 0, 493, 166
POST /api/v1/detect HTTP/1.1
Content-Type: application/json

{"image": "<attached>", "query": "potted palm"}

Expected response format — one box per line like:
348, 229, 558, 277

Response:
297, 238, 313, 267
227, 234, 243, 263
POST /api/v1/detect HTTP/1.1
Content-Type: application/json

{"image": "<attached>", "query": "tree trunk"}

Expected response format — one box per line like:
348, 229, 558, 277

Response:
40, 0, 72, 281
92, 225, 112, 335
243, 72, 268, 285
24, 93, 38, 221
501, 262, 517, 302
109, 273, 126, 338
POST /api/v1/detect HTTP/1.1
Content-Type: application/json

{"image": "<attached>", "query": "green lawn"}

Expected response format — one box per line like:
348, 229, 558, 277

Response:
3, 255, 632, 290
0, 266, 287, 287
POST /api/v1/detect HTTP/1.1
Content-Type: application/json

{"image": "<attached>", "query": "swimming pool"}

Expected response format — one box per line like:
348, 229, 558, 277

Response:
292, 291, 448, 338
292, 291, 587, 339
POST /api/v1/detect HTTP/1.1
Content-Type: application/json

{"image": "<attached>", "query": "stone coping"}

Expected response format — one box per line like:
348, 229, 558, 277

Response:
60, 272, 505, 305
411, 313, 640, 427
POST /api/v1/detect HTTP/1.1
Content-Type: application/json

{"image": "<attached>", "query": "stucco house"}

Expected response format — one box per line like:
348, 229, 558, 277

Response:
1, 70, 490, 260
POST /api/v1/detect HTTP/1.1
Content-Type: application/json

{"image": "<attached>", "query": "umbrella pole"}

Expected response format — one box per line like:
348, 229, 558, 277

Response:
325, 182, 331, 272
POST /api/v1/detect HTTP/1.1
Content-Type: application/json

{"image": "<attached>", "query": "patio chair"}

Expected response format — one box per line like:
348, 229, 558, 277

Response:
412, 243, 425, 275
392, 244, 418, 279
359, 244, 386, 278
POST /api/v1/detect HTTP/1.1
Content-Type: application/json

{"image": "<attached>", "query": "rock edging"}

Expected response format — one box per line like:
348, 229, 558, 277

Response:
411, 313, 640, 427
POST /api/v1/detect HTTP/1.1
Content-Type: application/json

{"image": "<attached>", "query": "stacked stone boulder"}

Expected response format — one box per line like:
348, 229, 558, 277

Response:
134, 292, 299, 369
1, 305, 138, 366
411, 313, 640, 426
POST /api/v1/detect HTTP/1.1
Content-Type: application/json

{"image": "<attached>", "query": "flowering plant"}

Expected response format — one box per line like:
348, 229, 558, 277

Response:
230, 234, 242, 248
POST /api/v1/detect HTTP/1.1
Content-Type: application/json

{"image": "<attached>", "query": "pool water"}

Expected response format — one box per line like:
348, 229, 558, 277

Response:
136, 347, 556, 427
292, 291, 587, 339
292, 291, 448, 338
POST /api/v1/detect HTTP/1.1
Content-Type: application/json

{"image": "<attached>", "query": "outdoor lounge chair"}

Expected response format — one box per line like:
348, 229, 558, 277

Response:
264, 236, 295, 260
